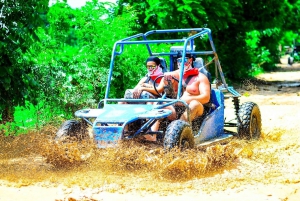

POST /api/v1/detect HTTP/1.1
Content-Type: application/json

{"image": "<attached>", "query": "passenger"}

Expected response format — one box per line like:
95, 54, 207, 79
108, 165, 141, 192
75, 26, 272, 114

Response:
164, 53, 211, 122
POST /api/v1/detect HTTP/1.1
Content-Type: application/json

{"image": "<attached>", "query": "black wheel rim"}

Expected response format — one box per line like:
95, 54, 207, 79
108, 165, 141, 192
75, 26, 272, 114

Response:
181, 139, 190, 149
250, 115, 259, 139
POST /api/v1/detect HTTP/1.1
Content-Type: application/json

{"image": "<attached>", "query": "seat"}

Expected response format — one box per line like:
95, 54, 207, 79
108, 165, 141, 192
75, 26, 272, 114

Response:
193, 57, 204, 68
193, 57, 211, 82
159, 57, 168, 72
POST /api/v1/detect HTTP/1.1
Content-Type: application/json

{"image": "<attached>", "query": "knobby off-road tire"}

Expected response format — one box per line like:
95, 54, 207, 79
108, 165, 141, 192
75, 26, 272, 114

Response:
55, 120, 89, 141
163, 120, 195, 150
237, 102, 262, 140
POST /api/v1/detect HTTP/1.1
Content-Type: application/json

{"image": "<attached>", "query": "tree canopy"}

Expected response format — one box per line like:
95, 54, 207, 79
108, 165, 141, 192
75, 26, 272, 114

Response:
117, 0, 300, 77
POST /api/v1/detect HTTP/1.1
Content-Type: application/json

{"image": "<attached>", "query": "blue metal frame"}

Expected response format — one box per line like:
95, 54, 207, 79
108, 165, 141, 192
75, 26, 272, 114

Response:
194, 89, 225, 143
105, 28, 234, 102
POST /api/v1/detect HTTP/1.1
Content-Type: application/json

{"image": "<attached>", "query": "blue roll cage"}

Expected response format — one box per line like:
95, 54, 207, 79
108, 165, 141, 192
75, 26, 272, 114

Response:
103, 28, 237, 105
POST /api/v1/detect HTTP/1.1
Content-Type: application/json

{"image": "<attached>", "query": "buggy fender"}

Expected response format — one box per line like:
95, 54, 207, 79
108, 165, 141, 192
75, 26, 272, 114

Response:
194, 89, 225, 143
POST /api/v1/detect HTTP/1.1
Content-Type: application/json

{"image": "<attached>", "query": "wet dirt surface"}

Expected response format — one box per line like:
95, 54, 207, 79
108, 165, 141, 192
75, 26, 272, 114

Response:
0, 64, 300, 201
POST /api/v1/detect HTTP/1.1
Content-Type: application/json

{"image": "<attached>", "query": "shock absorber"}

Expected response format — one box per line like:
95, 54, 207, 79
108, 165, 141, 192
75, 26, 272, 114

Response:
232, 96, 240, 119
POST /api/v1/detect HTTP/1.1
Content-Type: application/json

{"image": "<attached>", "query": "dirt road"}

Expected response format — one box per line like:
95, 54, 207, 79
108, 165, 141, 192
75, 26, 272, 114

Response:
0, 64, 300, 201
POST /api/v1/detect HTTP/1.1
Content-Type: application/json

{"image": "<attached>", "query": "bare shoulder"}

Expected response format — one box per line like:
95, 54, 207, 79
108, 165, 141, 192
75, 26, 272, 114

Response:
197, 72, 210, 83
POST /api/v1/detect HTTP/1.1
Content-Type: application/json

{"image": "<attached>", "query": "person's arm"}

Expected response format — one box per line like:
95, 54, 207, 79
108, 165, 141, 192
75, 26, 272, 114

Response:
140, 77, 165, 95
163, 70, 179, 85
163, 71, 180, 97
134, 77, 147, 89
132, 77, 147, 98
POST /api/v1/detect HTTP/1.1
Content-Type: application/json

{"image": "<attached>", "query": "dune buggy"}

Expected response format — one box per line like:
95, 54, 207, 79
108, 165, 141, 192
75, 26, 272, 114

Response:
56, 28, 262, 149
288, 43, 300, 65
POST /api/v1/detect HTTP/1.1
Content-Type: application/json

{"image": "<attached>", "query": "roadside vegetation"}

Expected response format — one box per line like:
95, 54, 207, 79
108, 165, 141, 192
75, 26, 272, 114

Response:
0, 0, 299, 134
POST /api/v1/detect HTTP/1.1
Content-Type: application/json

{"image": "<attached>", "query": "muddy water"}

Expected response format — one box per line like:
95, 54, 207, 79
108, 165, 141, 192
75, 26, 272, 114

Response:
0, 127, 291, 193
1, 85, 300, 196
0, 130, 235, 179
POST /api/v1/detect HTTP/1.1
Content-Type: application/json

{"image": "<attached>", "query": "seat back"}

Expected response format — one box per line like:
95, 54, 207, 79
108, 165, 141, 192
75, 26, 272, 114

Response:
193, 58, 211, 82
193, 57, 204, 68
159, 57, 168, 72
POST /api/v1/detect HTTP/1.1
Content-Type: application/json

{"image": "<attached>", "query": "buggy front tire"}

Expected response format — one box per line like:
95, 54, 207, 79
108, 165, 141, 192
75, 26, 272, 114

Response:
163, 120, 195, 150
55, 120, 89, 141
237, 102, 262, 140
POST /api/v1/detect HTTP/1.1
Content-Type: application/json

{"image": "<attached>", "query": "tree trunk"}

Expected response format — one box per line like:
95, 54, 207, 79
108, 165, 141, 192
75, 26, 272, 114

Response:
0, 107, 15, 124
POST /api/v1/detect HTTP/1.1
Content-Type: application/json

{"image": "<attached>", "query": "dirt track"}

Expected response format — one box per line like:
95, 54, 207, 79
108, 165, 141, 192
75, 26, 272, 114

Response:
0, 63, 300, 201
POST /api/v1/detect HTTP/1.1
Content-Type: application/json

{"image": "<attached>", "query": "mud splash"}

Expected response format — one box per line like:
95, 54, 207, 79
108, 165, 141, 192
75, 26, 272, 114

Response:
0, 127, 291, 193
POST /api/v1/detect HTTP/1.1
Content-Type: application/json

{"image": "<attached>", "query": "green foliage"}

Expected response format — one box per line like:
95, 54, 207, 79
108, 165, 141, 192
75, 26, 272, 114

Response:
0, 100, 70, 136
28, 1, 140, 112
294, 54, 300, 62
245, 30, 275, 76
0, 122, 26, 136
0, 0, 49, 123
118, 0, 240, 32
30, 1, 175, 110
280, 31, 299, 47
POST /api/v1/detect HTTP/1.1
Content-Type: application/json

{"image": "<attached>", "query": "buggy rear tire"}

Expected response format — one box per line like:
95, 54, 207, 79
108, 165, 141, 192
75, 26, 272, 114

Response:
55, 120, 89, 141
237, 102, 262, 140
163, 120, 195, 150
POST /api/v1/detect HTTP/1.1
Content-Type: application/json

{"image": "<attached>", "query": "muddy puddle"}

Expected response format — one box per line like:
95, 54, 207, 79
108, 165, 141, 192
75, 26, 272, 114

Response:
1, 125, 294, 194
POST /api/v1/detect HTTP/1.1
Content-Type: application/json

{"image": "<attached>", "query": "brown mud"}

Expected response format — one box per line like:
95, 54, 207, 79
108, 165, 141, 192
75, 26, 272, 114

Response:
0, 63, 300, 201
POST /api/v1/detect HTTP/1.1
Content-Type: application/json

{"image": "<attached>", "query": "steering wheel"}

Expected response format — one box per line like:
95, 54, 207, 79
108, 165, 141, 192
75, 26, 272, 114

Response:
153, 75, 183, 98
153, 75, 165, 97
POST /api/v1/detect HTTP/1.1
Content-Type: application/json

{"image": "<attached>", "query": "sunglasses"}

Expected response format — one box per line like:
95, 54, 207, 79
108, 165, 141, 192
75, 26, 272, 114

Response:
146, 65, 156, 70
177, 57, 189, 63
